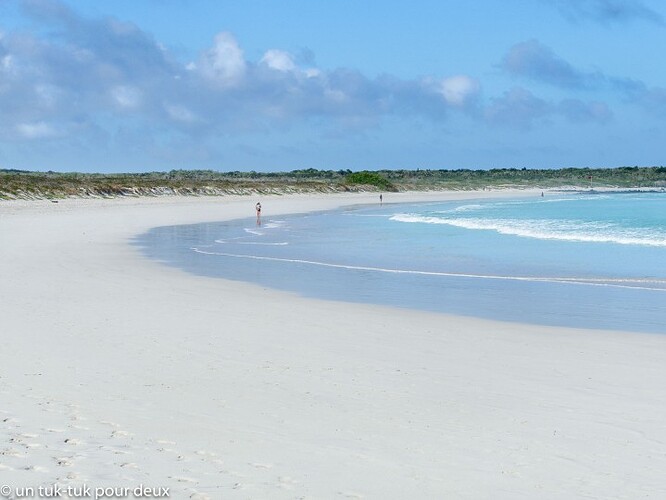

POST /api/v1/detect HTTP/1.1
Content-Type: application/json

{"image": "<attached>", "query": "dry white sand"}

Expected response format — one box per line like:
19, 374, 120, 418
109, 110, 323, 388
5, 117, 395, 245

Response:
1, 191, 666, 500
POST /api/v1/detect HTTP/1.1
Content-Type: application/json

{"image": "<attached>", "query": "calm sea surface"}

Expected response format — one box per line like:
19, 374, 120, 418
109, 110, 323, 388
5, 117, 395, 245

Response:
135, 192, 666, 333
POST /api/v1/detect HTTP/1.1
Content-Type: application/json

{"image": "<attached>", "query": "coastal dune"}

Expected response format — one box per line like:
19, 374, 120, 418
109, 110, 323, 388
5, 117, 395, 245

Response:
2, 193, 666, 499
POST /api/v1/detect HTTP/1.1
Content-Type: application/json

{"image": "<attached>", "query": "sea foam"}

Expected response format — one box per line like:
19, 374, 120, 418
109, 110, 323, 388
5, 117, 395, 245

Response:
390, 214, 666, 247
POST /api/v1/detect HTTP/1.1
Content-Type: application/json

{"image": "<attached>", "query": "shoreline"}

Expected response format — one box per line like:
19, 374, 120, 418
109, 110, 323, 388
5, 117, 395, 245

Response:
3, 190, 666, 498
136, 190, 665, 335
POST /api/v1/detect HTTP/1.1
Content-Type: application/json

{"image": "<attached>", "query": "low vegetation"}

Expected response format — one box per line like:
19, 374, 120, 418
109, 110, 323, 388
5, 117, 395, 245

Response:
1, 166, 665, 200
344, 171, 397, 191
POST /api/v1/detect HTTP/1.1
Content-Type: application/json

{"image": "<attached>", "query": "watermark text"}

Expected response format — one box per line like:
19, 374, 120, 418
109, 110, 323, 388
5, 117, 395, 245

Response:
1, 484, 169, 499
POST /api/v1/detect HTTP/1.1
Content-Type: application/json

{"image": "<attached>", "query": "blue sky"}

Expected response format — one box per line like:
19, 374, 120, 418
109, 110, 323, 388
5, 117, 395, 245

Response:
0, 0, 665, 172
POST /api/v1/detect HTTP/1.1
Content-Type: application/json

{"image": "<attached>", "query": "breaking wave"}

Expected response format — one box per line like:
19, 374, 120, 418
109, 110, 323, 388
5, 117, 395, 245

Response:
390, 214, 666, 247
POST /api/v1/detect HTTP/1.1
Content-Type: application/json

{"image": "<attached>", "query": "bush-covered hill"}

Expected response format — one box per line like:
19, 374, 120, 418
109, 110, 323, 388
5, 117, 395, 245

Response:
1, 166, 665, 200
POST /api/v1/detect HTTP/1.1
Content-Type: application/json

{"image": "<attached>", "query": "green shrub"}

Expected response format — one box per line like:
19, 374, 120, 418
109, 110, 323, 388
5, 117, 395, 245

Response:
344, 171, 396, 191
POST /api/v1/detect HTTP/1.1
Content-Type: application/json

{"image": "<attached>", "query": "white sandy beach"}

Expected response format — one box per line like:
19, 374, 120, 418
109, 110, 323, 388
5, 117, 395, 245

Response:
1, 191, 666, 500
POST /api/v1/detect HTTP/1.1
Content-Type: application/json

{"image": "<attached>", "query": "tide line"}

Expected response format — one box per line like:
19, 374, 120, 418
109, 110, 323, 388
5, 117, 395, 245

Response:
190, 248, 666, 292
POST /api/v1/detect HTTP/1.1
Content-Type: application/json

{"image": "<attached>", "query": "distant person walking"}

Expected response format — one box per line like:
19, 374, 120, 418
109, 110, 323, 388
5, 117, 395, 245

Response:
379, 194, 383, 205
255, 202, 262, 224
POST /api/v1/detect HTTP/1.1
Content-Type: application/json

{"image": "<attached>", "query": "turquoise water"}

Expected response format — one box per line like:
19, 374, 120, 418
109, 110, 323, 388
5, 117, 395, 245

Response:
135, 192, 666, 333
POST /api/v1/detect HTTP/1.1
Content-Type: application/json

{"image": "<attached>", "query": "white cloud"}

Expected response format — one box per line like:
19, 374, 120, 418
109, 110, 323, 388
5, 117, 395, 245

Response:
304, 68, 322, 79
199, 32, 246, 87
111, 85, 141, 108
0, 3, 492, 145
259, 49, 325, 81
1, 54, 14, 71
34, 84, 60, 107
0, 6, 522, 154
260, 49, 296, 72
324, 88, 347, 103
438, 75, 480, 107
16, 121, 58, 139
165, 103, 197, 123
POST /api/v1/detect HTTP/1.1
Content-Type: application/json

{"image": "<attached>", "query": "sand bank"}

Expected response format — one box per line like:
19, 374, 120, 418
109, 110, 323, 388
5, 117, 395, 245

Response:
1, 191, 665, 499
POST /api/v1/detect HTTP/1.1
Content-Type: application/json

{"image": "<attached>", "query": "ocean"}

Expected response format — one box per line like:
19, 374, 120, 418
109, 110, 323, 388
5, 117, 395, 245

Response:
135, 192, 666, 333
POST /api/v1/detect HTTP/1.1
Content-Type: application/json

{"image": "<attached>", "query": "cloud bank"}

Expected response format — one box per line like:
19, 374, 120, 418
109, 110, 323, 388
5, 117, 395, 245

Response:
499, 38, 666, 120
485, 87, 611, 129
547, 0, 663, 24
3, 0, 659, 170
0, 0, 487, 146
500, 39, 603, 89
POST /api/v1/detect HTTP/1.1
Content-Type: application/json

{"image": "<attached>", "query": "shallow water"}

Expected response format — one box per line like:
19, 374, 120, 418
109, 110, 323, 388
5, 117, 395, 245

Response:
135, 192, 666, 333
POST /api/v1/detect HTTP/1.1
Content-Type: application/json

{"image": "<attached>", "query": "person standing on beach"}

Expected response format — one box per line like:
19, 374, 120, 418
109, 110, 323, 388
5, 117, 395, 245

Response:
379, 194, 383, 205
255, 201, 262, 224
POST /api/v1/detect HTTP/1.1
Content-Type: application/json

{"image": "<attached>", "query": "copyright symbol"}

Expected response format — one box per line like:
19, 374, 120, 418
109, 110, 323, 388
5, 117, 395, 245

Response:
0, 485, 11, 497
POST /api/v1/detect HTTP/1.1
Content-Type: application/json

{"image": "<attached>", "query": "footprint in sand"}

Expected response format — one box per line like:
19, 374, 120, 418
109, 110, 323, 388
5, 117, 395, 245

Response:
250, 462, 273, 469
339, 492, 365, 499
1, 448, 22, 457
188, 492, 212, 500
12, 434, 41, 449
278, 476, 299, 490
23, 465, 49, 472
99, 445, 132, 455
119, 462, 139, 469
193, 450, 217, 458
156, 439, 177, 445
169, 476, 198, 484
111, 430, 132, 438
